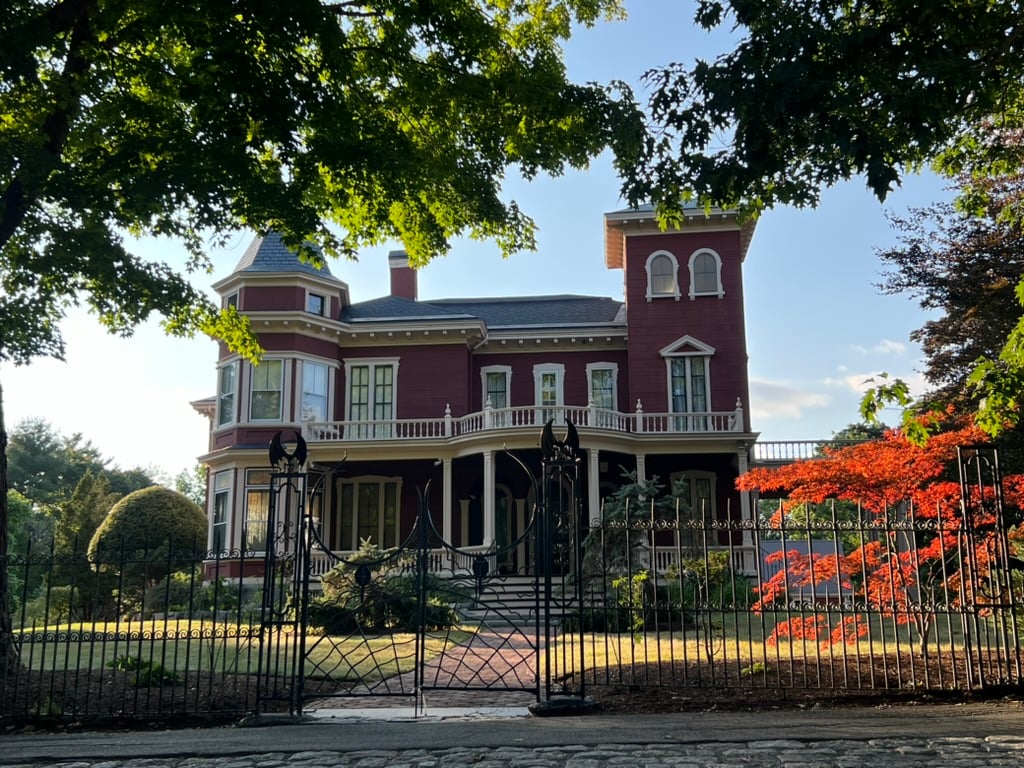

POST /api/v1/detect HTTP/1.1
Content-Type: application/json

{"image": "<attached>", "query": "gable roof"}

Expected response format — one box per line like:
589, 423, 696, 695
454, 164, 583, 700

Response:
233, 232, 336, 279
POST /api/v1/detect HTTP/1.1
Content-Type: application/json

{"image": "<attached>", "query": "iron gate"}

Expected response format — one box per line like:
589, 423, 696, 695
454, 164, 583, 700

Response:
254, 432, 1023, 715
254, 425, 585, 715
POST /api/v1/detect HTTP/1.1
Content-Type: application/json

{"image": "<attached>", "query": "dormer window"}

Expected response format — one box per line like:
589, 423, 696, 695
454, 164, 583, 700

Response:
645, 251, 680, 301
689, 249, 724, 299
307, 292, 326, 316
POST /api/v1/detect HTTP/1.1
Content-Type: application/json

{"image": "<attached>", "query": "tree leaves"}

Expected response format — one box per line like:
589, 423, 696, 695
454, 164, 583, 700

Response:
0, 0, 642, 364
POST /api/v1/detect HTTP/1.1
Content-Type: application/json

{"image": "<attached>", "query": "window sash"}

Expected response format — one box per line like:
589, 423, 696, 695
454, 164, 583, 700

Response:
651, 255, 675, 294
337, 479, 400, 549
302, 361, 329, 422
486, 372, 508, 408
590, 368, 614, 410
217, 363, 236, 427
307, 293, 325, 315
348, 363, 395, 437
244, 489, 269, 552
250, 360, 283, 421
693, 253, 718, 294
670, 357, 710, 431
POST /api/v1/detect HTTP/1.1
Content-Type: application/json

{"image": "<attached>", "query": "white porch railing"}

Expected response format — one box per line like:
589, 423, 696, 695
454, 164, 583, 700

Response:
651, 545, 758, 578
749, 439, 867, 464
309, 544, 496, 581
309, 544, 758, 583
305, 399, 746, 443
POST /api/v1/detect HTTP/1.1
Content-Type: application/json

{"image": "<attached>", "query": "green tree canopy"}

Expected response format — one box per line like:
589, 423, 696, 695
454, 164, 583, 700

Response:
625, 0, 1024, 218
624, 0, 1024, 436
877, 180, 1024, 414
1, 0, 645, 669
1, 0, 643, 366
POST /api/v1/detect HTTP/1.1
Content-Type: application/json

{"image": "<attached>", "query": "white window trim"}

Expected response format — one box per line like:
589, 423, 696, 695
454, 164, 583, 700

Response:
299, 358, 333, 422
248, 358, 288, 422
210, 469, 234, 552
343, 357, 400, 422
480, 365, 513, 408
585, 362, 618, 410
688, 248, 725, 300
661, 336, 715, 415
533, 363, 565, 424
645, 250, 681, 302
216, 359, 238, 428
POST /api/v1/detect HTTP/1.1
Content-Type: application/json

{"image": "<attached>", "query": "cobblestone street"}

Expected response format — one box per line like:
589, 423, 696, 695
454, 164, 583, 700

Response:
4, 702, 1024, 768
6, 735, 1024, 768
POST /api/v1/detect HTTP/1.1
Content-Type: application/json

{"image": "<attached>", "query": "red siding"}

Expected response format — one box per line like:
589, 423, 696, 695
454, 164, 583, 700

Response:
244, 285, 305, 312
470, 350, 630, 412
621, 229, 750, 426
338, 344, 472, 419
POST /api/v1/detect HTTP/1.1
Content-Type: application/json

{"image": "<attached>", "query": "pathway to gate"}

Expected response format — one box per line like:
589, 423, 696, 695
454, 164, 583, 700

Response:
307, 628, 539, 711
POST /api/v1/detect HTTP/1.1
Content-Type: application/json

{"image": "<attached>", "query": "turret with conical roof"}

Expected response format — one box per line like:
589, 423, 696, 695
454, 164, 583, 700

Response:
213, 231, 349, 316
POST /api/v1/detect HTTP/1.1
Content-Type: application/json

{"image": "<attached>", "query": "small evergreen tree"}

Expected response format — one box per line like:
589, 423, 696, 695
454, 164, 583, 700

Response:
89, 486, 206, 588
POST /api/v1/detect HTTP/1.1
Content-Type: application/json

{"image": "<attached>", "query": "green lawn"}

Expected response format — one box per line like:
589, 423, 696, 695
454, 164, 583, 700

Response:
13, 620, 473, 682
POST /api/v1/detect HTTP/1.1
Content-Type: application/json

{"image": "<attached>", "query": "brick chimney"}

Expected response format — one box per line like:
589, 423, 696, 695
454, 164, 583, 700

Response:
388, 250, 418, 301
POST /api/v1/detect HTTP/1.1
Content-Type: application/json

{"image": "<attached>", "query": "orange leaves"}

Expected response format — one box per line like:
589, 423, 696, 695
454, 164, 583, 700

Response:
744, 417, 1024, 654
738, 419, 989, 514
764, 614, 869, 651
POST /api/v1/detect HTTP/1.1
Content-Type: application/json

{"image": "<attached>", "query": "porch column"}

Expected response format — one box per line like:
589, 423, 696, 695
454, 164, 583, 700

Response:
737, 442, 755, 570
636, 453, 647, 485
441, 457, 453, 542
588, 448, 601, 522
483, 449, 495, 547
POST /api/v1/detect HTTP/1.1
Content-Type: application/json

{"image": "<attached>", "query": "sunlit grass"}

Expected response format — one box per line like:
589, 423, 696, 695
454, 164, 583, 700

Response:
14, 620, 472, 680
551, 610, 1002, 673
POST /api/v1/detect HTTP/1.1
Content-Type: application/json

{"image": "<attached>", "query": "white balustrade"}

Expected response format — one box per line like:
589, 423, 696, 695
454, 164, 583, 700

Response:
306, 402, 747, 443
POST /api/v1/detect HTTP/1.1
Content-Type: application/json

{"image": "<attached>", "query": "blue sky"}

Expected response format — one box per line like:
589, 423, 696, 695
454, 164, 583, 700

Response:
1, 1, 948, 477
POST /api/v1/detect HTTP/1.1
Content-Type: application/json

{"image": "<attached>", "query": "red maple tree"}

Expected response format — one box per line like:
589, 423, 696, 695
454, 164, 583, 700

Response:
738, 416, 1023, 654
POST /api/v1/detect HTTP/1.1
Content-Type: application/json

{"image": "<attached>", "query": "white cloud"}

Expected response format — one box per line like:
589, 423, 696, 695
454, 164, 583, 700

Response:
850, 339, 907, 356
823, 370, 928, 396
748, 379, 831, 421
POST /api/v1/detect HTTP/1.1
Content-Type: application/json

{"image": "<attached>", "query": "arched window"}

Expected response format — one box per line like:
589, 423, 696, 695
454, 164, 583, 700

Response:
688, 249, 724, 298
645, 250, 680, 300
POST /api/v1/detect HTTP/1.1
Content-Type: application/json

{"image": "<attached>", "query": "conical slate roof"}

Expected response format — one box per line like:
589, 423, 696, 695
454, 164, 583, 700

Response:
233, 232, 335, 278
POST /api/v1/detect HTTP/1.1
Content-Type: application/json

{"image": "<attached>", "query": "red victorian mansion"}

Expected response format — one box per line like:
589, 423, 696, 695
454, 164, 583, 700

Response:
193, 205, 760, 579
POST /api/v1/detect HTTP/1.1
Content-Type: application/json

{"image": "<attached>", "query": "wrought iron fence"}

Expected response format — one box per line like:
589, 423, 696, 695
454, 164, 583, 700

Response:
4, 492, 1023, 725
560, 497, 1023, 696
1, 541, 273, 725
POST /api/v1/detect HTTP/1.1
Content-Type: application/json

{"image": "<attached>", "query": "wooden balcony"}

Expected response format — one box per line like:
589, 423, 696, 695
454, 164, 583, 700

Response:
303, 400, 747, 443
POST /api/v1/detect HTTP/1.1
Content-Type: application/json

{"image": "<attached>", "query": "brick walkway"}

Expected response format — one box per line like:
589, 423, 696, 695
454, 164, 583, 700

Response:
306, 628, 540, 711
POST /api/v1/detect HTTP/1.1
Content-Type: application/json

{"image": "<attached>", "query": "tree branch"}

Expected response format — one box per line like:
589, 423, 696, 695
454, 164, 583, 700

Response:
0, 1, 94, 251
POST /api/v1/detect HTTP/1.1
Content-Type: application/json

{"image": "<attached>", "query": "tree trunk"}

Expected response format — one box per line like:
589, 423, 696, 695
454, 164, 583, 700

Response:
0, 374, 20, 675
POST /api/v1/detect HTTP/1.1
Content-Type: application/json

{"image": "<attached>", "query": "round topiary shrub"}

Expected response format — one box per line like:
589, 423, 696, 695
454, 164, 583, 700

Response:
88, 485, 207, 584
